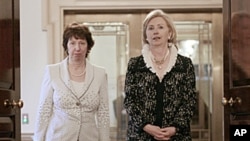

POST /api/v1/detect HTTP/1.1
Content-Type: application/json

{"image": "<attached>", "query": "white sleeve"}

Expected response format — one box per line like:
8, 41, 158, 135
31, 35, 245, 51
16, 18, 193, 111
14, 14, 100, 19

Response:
33, 66, 54, 141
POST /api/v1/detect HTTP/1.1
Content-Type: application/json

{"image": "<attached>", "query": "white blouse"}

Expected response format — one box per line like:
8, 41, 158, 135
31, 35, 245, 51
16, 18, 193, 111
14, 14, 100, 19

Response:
141, 44, 178, 80
71, 80, 85, 98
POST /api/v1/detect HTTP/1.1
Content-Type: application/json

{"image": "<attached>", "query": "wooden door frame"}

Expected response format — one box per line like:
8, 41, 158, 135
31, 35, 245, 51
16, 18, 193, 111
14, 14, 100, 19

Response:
211, 13, 224, 141
223, 0, 230, 140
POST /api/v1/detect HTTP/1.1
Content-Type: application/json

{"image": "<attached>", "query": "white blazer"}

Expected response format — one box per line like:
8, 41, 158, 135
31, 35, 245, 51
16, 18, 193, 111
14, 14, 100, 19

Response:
33, 58, 110, 141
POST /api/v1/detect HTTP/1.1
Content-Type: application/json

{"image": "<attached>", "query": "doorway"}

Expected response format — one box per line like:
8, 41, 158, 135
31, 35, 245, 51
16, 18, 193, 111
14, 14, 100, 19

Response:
64, 12, 223, 141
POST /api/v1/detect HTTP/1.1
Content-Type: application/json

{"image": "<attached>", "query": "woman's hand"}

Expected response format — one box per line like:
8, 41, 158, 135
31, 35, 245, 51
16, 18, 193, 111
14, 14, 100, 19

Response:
143, 124, 176, 141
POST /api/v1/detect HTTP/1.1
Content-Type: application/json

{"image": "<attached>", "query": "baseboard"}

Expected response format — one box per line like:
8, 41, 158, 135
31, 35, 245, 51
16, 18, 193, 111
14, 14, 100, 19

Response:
21, 133, 33, 141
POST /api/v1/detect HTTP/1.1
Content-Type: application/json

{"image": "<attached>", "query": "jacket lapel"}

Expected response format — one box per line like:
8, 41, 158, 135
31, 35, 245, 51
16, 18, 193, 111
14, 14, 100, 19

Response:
78, 60, 94, 99
59, 57, 94, 99
59, 57, 78, 97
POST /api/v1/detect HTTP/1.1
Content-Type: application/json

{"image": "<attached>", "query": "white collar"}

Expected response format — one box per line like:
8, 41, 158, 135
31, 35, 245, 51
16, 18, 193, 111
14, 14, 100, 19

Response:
141, 44, 178, 74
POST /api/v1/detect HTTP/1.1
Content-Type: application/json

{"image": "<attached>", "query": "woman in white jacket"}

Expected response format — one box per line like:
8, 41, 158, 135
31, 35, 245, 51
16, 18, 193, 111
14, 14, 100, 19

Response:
33, 23, 110, 141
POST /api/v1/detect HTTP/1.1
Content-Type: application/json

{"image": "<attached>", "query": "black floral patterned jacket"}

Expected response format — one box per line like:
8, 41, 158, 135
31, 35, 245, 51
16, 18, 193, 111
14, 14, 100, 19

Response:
124, 54, 196, 141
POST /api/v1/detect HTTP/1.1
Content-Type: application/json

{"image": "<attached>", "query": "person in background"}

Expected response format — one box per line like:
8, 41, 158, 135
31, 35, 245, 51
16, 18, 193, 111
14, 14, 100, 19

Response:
124, 9, 196, 141
33, 22, 110, 141
231, 11, 250, 86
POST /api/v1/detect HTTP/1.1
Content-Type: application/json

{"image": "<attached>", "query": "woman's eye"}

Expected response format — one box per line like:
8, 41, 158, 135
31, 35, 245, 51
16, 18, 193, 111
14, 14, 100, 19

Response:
80, 42, 85, 45
148, 27, 154, 30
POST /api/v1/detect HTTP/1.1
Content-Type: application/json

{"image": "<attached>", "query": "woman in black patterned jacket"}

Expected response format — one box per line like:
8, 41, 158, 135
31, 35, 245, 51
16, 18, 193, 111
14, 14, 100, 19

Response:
124, 9, 196, 141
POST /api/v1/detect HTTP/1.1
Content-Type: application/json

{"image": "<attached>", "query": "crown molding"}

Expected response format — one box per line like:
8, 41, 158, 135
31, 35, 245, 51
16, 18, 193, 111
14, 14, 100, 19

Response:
41, 0, 222, 63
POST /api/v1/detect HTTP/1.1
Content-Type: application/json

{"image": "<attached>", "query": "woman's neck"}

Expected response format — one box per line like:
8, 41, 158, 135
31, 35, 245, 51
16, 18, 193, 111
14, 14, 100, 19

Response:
68, 59, 86, 68
68, 59, 86, 80
150, 45, 169, 59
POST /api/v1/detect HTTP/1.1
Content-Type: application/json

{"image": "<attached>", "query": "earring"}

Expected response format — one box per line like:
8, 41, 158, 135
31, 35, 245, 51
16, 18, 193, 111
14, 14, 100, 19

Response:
168, 38, 173, 48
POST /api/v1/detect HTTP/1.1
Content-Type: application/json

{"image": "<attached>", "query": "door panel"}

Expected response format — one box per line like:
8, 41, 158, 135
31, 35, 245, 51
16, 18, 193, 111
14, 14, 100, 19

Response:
223, 0, 250, 140
0, 0, 21, 140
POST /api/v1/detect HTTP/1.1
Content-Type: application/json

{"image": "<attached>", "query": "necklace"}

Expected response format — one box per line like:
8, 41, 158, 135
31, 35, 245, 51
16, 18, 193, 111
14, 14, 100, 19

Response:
68, 61, 86, 77
151, 49, 170, 70
70, 69, 86, 77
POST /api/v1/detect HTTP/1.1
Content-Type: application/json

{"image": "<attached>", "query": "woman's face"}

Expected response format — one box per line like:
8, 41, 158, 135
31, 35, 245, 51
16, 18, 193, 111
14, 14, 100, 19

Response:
146, 16, 171, 47
67, 36, 88, 61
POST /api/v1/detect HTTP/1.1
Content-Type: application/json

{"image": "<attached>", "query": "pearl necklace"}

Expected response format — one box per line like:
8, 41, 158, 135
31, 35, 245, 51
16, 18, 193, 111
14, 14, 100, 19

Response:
151, 49, 170, 70
68, 61, 86, 77
70, 69, 86, 77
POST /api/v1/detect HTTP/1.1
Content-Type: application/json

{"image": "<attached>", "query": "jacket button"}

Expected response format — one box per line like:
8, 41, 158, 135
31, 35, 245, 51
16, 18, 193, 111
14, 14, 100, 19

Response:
76, 102, 80, 106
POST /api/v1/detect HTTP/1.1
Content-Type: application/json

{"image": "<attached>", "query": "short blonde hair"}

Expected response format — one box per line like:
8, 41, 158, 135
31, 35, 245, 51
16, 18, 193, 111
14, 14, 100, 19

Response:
142, 9, 177, 46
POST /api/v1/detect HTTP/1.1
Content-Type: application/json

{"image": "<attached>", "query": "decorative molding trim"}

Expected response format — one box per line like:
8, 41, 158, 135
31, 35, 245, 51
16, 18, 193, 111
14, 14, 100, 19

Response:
21, 133, 33, 141
42, 0, 222, 63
